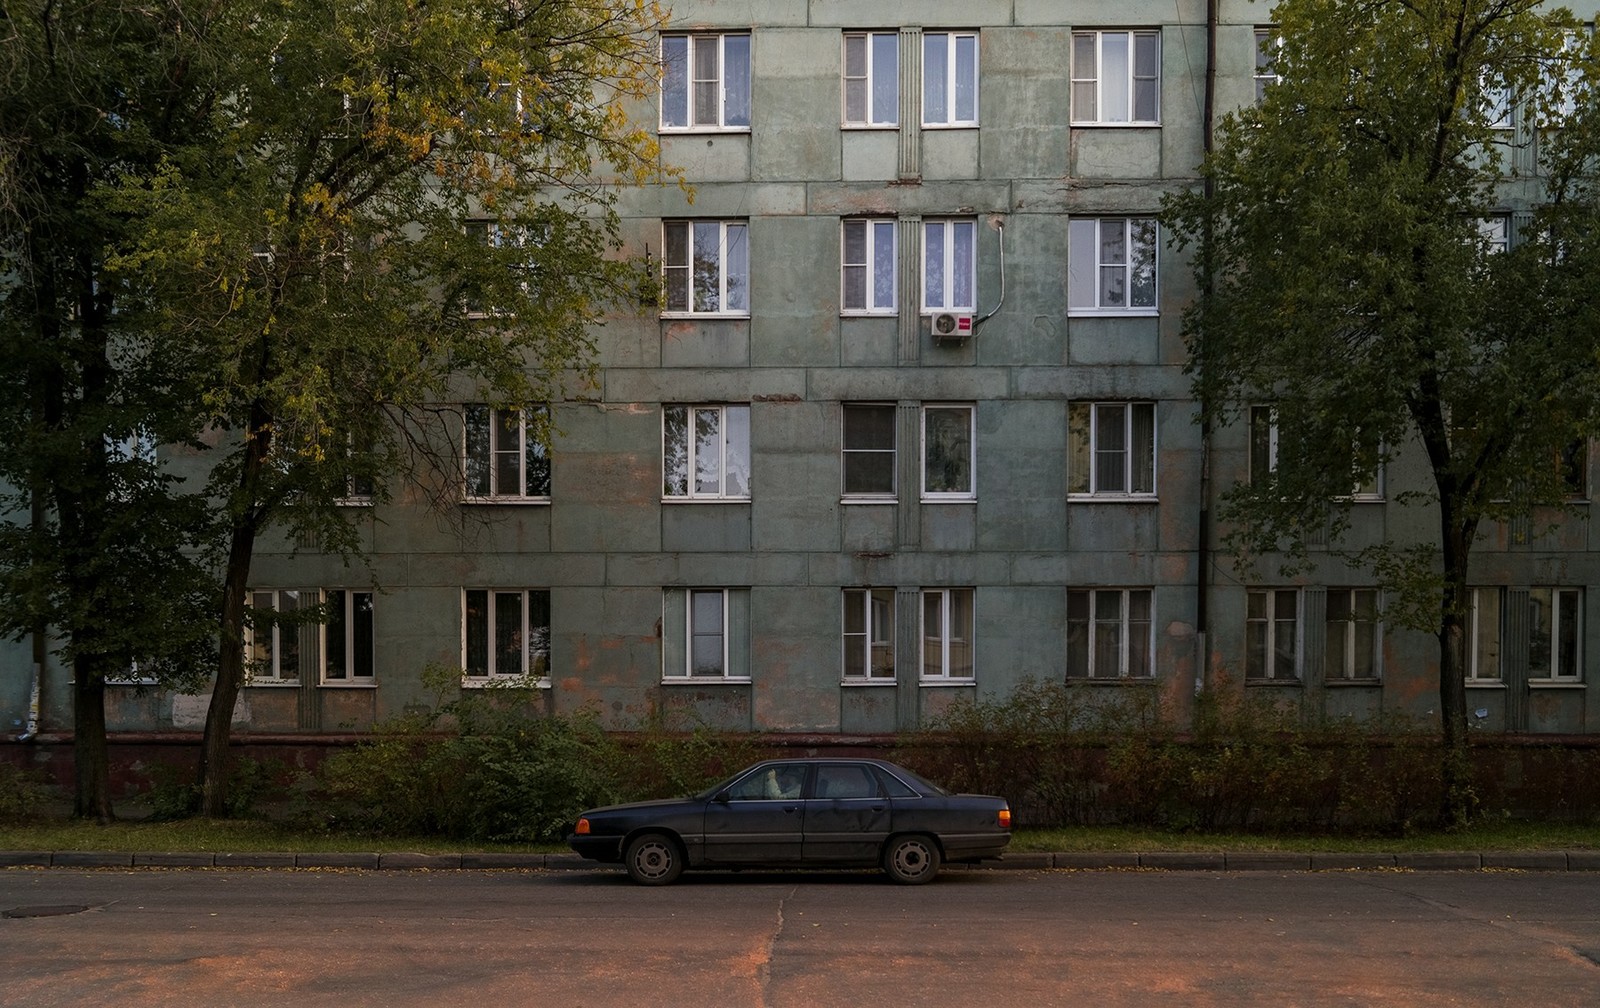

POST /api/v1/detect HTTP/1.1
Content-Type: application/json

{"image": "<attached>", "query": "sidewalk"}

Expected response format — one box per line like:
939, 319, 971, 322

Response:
5, 849, 1599, 871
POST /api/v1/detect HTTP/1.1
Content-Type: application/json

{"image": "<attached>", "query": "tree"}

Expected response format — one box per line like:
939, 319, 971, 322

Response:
0, 1, 228, 821
1165, 0, 1600, 824
122, 0, 669, 817
2, 0, 669, 818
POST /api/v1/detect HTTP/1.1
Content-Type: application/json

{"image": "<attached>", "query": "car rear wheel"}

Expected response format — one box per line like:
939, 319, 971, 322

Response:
882, 834, 941, 885
625, 832, 684, 886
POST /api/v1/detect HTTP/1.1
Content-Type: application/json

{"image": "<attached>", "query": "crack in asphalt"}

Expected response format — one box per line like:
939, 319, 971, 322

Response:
758, 885, 798, 1008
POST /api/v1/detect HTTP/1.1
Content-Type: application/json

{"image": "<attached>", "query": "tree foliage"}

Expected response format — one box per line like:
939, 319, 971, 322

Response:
0, 0, 671, 818
1164, 0, 1600, 820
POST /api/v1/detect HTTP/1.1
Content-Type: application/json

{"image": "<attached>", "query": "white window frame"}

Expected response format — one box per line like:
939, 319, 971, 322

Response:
688, 588, 731, 678
464, 404, 550, 501
843, 31, 899, 127
1246, 588, 1301, 682
922, 31, 979, 127
462, 219, 533, 317
660, 33, 751, 131
1528, 586, 1582, 682
662, 219, 749, 316
1066, 588, 1154, 680
1254, 28, 1281, 105
843, 588, 896, 681
663, 404, 751, 501
1071, 29, 1161, 125
842, 218, 897, 314
1068, 217, 1158, 315
246, 589, 307, 685
1467, 587, 1503, 684
321, 589, 375, 685
462, 588, 551, 686
1325, 588, 1382, 681
842, 403, 897, 500
921, 403, 975, 501
920, 587, 974, 681
1478, 214, 1510, 254
921, 218, 977, 313
1069, 401, 1157, 498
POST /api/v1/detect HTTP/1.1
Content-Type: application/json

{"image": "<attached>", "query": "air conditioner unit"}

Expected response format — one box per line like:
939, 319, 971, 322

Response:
930, 312, 974, 343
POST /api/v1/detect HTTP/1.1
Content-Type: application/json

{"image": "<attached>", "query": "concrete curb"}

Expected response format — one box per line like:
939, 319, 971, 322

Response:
5, 849, 1598, 872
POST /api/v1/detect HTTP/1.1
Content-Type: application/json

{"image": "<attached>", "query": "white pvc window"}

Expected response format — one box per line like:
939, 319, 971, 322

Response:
921, 588, 974, 680
663, 220, 749, 315
922, 218, 976, 312
843, 588, 896, 680
922, 32, 978, 126
661, 33, 751, 130
1528, 587, 1582, 681
1246, 589, 1300, 681
664, 404, 751, 500
1326, 588, 1381, 681
842, 219, 897, 313
1071, 30, 1160, 124
922, 404, 974, 500
463, 589, 551, 682
1066, 588, 1153, 679
844, 32, 899, 126
1068, 217, 1158, 313
1068, 402, 1156, 497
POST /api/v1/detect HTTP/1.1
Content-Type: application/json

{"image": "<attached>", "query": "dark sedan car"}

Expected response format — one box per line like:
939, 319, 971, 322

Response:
568, 757, 1011, 885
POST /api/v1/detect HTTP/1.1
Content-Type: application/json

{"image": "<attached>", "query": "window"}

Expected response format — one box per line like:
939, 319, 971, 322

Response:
247, 590, 307, 684
842, 219, 897, 314
843, 588, 896, 680
462, 219, 533, 316
1068, 217, 1157, 314
1246, 589, 1300, 681
664, 404, 750, 500
1528, 587, 1582, 681
464, 589, 550, 682
921, 588, 974, 680
1249, 405, 1279, 483
921, 404, 974, 500
844, 32, 898, 126
842, 404, 896, 498
1326, 588, 1381, 681
323, 589, 375, 683
1346, 436, 1383, 500
661, 587, 749, 681
660, 33, 750, 130
922, 218, 976, 313
663, 220, 749, 315
1254, 29, 1280, 104
922, 31, 978, 126
1467, 587, 1503, 683
1066, 588, 1153, 679
248, 589, 373, 685
1479, 73, 1513, 131
465, 405, 550, 499
1071, 30, 1160, 124
1478, 215, 1510, 254
1068, 402, 1157, 497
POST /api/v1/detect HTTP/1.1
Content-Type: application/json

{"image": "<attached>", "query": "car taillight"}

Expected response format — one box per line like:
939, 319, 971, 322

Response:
998, 808, 1011, 829
575, 817, 591, 835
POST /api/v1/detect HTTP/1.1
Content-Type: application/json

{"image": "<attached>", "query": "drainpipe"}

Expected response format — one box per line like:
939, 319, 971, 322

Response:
1195, 0, 1219, 697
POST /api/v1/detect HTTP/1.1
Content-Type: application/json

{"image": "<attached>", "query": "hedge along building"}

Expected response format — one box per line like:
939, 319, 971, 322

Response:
3, 0, 1597, 765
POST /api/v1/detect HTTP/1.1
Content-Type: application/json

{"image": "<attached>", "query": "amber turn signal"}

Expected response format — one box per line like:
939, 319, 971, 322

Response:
575, 818, 591, 835
998, 808, 1012, 829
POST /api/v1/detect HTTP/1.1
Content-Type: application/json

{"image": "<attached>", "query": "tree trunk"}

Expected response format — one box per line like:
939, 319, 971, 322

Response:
197, 404, 271, 818
71, 656, 114, 822
1436, 510, 1476, 828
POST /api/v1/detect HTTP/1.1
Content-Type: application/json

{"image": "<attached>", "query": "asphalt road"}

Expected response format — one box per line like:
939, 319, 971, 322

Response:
3, 866, 1598, 1007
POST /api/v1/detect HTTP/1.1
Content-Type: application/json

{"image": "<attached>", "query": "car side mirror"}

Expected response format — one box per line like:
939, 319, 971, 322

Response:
712, 791, 731, 804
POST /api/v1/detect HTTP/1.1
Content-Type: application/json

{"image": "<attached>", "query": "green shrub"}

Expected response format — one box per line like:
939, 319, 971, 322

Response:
0, 762, 53, 823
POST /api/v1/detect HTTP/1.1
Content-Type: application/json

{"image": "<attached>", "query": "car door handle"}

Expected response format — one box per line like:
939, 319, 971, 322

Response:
783, 805, 799, 814
871, 805, 885, 812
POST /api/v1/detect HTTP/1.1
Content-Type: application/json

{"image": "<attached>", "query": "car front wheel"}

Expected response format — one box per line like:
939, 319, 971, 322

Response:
882, 834, 942, 885
625, 832, 684, 885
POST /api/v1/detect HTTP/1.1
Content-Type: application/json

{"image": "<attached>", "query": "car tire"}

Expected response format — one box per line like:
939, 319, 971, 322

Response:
882, 834, 942, 885
625, 832, 684, 886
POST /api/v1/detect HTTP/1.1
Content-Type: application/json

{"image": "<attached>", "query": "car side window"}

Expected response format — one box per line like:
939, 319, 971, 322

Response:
814, 764, 878, 799
725, 764, 806, 800
872, 766, 920, 798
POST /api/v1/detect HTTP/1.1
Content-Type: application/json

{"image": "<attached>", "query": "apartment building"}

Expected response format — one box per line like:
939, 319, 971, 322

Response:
5, 0, 1595, 746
